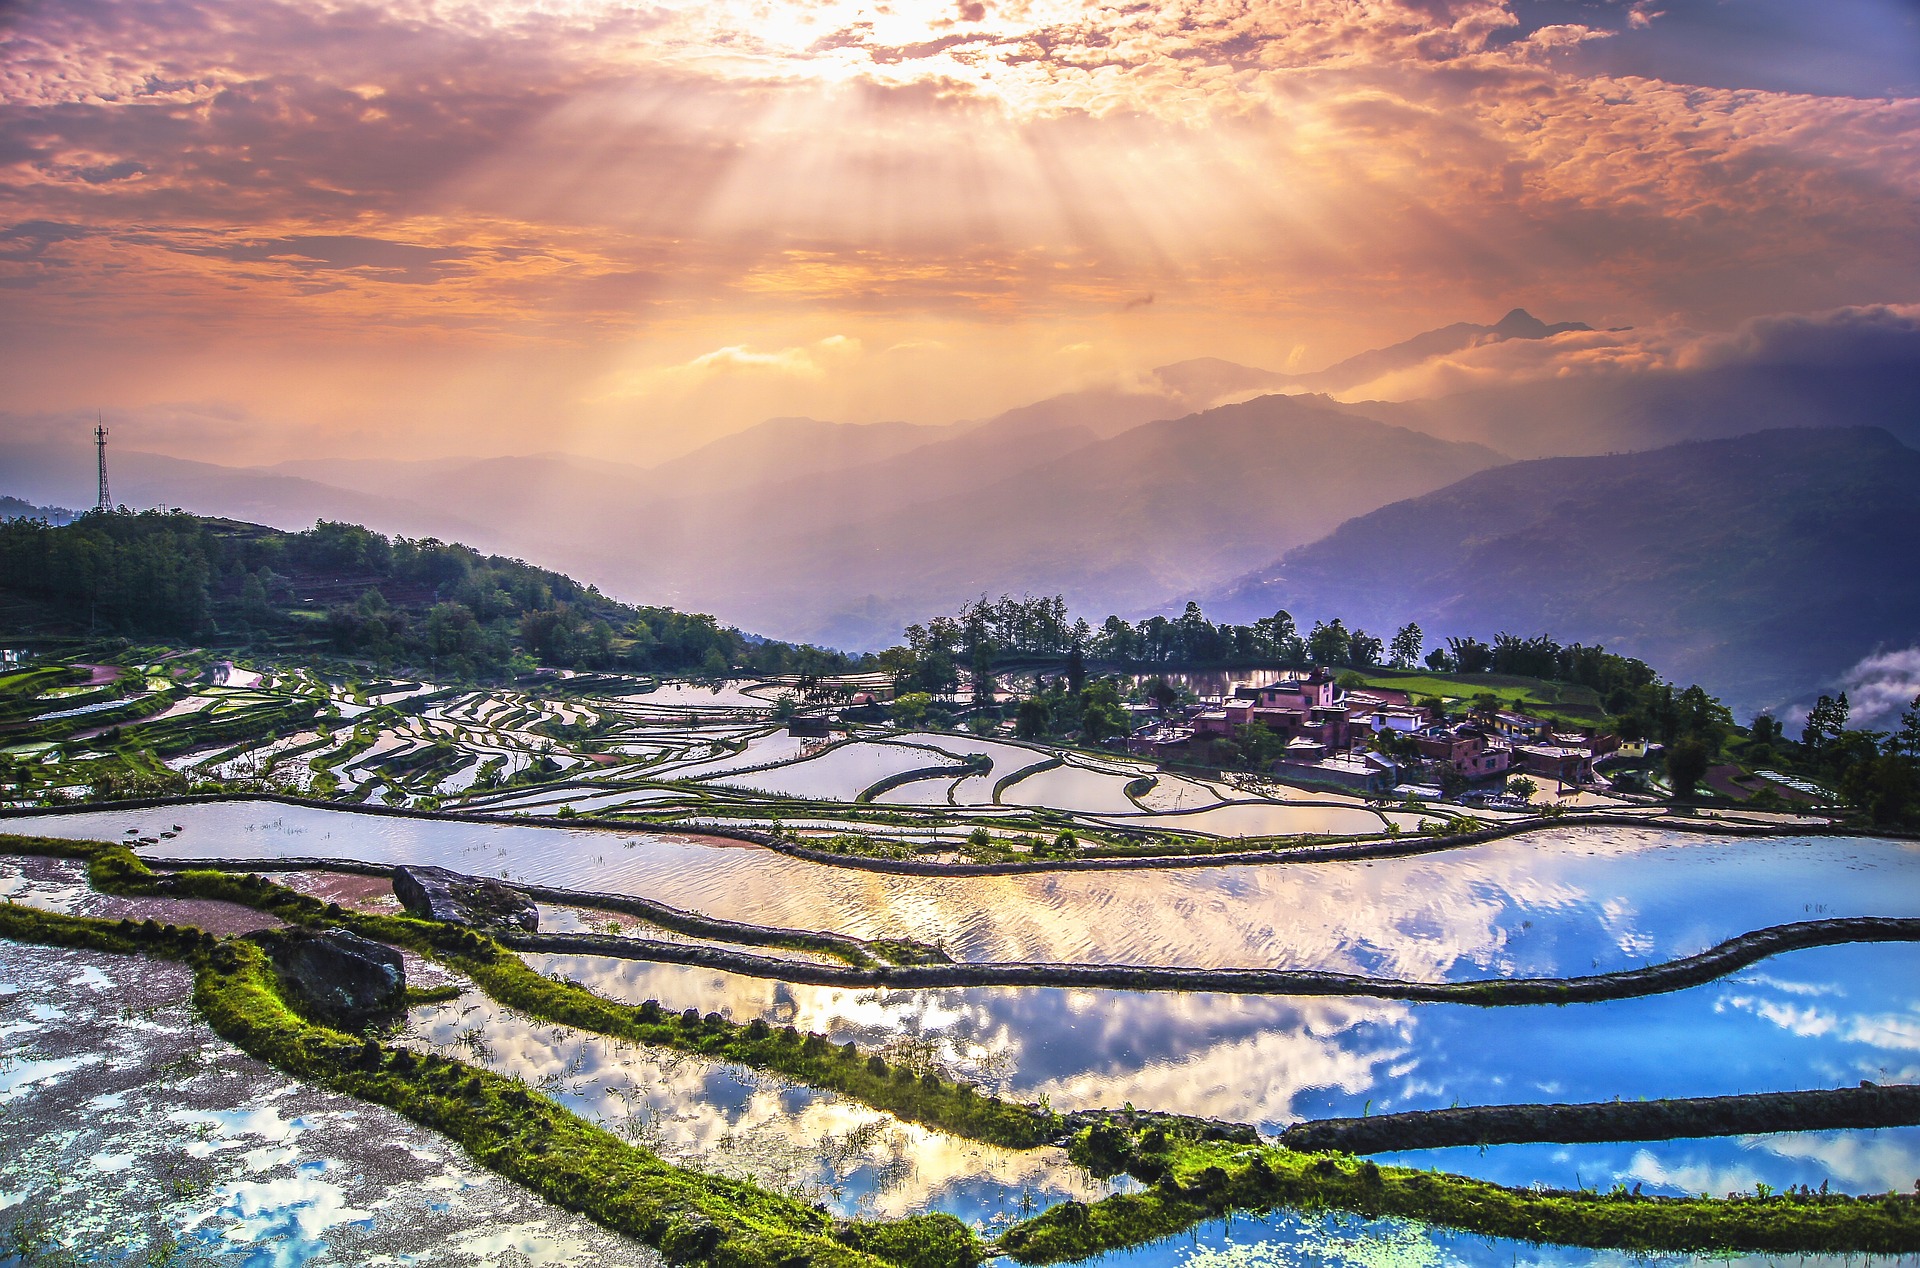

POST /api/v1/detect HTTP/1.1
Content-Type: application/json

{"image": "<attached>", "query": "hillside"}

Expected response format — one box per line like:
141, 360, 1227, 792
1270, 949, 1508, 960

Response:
711, 393, 1507, 647
1199, 427, 1920, 714
0, 510, 858, 680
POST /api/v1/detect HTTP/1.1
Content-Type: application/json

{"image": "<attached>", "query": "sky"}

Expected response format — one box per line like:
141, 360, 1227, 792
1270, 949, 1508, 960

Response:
2, 0, 1918, 464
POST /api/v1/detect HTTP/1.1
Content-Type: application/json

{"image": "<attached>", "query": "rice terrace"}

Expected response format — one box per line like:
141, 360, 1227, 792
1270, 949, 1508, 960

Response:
5, 0, 1920, 1262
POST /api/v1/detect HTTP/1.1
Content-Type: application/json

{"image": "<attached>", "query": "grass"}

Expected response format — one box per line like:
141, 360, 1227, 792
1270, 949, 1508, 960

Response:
6, 833, 1062, 1151
0, 899, 980, 1268
1351, 669, 1609, 727
9, 834, 1917, 1264
997, 1128, 1920, 1262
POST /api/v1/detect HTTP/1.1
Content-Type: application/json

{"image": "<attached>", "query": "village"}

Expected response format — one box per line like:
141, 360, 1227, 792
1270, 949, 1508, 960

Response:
1120, 667, 1624, 802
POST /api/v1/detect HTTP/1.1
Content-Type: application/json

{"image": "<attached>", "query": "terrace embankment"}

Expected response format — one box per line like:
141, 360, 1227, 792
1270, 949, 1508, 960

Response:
1280, 1084, 1920, 1154
129, 854, 943, 967
6, 839, 1920, 1262
3, 791, 1893, 879
127, 854, 1920, 1003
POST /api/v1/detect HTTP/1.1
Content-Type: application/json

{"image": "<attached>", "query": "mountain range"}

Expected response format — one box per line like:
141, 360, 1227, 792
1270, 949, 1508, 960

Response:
6, 305, 1915, 712
1200, 427, 1920, 714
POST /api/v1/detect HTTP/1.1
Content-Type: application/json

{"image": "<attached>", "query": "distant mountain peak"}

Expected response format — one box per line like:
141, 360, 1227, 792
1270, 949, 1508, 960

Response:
1489, 308, 1593, 340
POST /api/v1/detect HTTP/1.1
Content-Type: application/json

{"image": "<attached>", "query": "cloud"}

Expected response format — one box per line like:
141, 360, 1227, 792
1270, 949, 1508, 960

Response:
1834, 646, 1920, 729
158, 232, 475, 283
1700, 304, 1920, 370
3, 0, 1920, 459
590, 336, 864, 402
1332, 303, 1920, 401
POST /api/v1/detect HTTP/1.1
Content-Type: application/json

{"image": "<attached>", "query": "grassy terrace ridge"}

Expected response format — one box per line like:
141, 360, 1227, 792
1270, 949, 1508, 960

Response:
4, 837, 1919, 1260
998, 1130, 1920, 1262
0, 903, 975, 1268
69, 842, 1920, 1005
3, 834, 1067, 1150
1281, 1085, 1920, 1154
491, 913, 1920, 1006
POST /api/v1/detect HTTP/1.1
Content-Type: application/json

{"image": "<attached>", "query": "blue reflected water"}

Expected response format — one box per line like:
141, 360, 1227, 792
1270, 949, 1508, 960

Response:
526, 942, 1920, 1197
8, 801, 1918, 976
1072, 1208, 1920, 1268
1376, 1129, 1920, 1200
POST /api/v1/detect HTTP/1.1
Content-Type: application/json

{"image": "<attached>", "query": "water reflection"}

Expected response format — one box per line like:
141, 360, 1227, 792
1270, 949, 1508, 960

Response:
521, 943, 1920, 1196
401, 988, 1116, 1227
11, 802, 1918, 978
1376, 1128, 1920, 1201
1071, 1207, 1920, 1268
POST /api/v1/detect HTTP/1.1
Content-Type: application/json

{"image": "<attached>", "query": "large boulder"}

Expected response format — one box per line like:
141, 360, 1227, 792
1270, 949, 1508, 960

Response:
392, 865, 539, 934
263, 927, 405, 1029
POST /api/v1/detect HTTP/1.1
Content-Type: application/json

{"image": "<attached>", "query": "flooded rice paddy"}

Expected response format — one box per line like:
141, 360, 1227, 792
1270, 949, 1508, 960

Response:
1068, 1208, 1920, 1268
3, 671, 1913, 1260
400, 986, 1118, 1227
10, 802, 1917, 978
0, 940, 663, 1266
521, 940, 1920, 1197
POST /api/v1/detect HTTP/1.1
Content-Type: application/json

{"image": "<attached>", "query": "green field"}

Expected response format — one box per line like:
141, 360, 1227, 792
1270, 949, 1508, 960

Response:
1352, 669, 1610, 727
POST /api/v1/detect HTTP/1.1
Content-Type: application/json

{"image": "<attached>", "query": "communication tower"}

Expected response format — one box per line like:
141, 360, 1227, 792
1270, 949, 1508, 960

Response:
95, 418, 110, 510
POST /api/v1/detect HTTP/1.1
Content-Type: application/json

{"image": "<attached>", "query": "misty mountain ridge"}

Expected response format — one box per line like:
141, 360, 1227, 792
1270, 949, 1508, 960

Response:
9, 301, 1913, 708
1153, 307, 1595, 400
705, 392, 1506, 648
1197, 426, 1920, 716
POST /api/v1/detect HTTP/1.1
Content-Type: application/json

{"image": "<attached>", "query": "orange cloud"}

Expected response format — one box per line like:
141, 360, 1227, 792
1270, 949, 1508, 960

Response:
1, 0, 1916, 460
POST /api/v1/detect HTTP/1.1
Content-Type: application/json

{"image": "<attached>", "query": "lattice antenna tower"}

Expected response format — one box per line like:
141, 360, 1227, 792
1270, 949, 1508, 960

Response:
95, 415, 111, 510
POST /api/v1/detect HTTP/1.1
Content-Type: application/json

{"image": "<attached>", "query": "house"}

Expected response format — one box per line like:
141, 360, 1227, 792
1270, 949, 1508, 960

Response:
787, 715, 831, 738
1367, 707, 1426, 734
1127, 724, 1194, 757
1274, 750, 1398, 794
1411, 724, 1511, 779
1190, 707, 1232, 737
1283, 735, 1328, 761
1514, 742, 1593, 785
1487, 710, 1551, 739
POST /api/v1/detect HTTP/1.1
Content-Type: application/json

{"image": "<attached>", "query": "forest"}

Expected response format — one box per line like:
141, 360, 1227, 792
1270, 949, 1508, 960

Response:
0, 509, 864, 681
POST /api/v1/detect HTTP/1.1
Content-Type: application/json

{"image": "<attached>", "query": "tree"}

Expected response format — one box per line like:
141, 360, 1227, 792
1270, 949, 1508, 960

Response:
891, 692, 931, 728
1254, 610, 1299, 662
971, 643, 997, 705
1666, 737, 1711, 798
1802, 693, 1850, 749
1144, 677, 1180, 712
1424, 646, 1455, 672
1505, 775, 1538, 803
1896, 693, 1920, 761
1078, 680, 1128, 745
1347, 628, 1383, 667
1390, 623, 1424, 670
1065, 643, 1086, 695
1447, 636, 1493, 674
1015, 696, 1051, 739
1232, 722, 1286, 768
1840, 751, 1918, 827
1307, 618, 1351, 666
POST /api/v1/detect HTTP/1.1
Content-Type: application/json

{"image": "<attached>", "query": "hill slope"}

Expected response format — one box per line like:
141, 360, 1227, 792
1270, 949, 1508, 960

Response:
714, 393, 1507, 647
0, 510, 858, 680
1200, 427, 1920, 714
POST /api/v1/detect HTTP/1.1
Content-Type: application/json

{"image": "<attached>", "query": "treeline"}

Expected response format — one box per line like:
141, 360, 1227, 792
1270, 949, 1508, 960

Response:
1756, 691, 1920, 828
887, 595, 1662, 705
0, 510, 864, 681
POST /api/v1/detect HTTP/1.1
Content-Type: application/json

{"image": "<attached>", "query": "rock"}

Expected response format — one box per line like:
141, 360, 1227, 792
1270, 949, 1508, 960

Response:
262, 927, 405, 1029
391, 865, 539, 934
